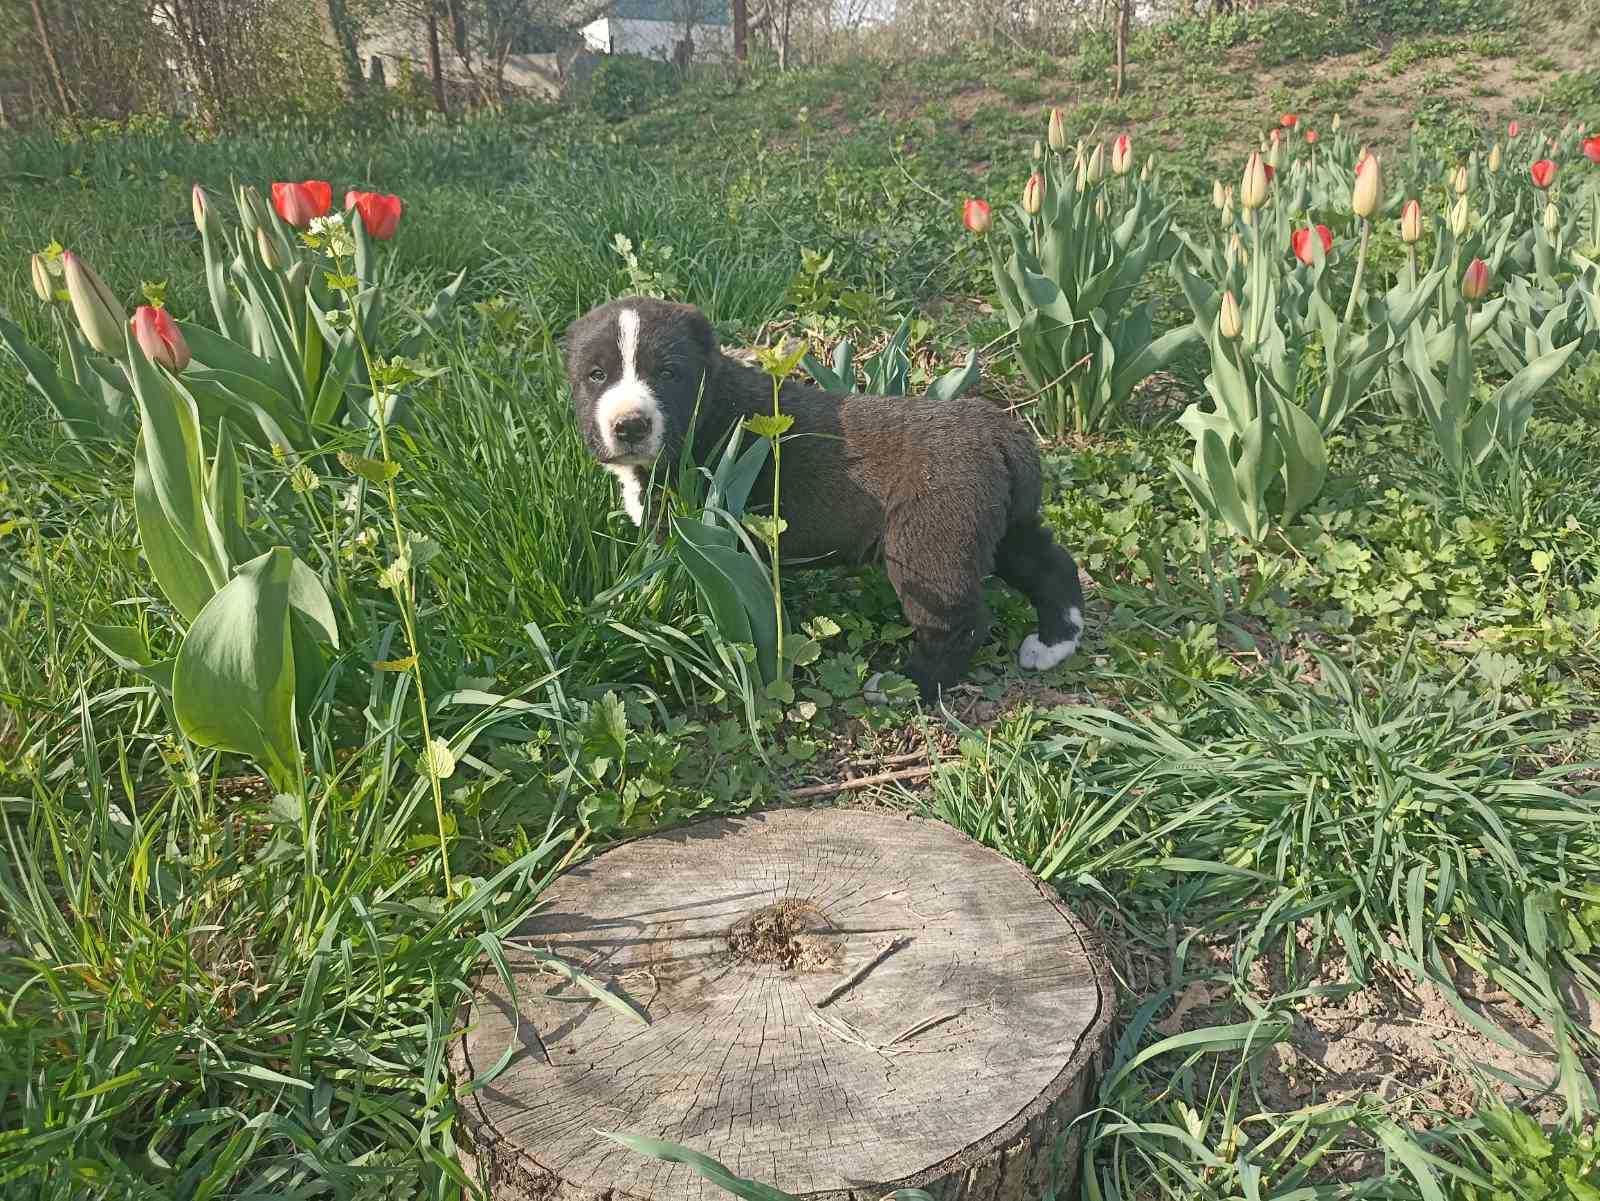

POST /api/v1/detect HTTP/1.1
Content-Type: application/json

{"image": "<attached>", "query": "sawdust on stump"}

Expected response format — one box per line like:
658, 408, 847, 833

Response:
448, 806, 1115, 1201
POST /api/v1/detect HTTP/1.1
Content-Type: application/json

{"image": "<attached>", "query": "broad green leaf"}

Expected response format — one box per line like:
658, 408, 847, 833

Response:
1275, 398, 1328, 525
1200, 428, 1253, 540
800, 350, 847, 393
180, 321, 296, 404
927, 349, 980, 401
172, 547, 302, 791
84, 624, 175, 692
134, 433, 218, 623
206, 419, 253, 569
744, 412, 794, 439
125, 329, 229, 594
1466, 338, 1578, 466
0, 314, 110, 447
672, 516, 780, 685
288, 559, 340, 650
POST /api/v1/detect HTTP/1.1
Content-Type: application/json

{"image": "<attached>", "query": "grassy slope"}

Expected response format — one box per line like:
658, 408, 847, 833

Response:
1, 7, 1599, 1199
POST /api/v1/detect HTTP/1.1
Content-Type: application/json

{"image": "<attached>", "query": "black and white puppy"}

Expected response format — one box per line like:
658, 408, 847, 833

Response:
564, 296, 1085, 702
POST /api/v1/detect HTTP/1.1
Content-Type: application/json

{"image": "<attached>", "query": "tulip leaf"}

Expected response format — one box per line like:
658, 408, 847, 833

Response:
1467, 338, 1578, 466
801, 350, 848, 393
1200, 428, 1252, 541
928, 350, 980, 401
173, 546, 302, 792
206, 418, 253, 570
134, 433, 218, 624
311, 330, 359, 428
125, 328, 230, 595
0, 314, 111, 448
181, 321, 297, 406
1275, 398, 1329, 525
671, 515, 779, 686
84, 623, 175, 693
1109, 322, 1198, 404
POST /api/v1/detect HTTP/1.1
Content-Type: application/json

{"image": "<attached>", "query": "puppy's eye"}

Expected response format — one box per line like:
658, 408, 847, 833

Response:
587, 367, 607, 384
659, 365, 677, 381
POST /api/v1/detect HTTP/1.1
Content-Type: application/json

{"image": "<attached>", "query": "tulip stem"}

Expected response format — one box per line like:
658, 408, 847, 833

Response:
1343, 219, 1371, 328
1405, 246, 1417, 294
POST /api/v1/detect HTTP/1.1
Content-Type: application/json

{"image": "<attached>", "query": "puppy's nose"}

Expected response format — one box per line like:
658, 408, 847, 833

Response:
613, 413, 652, 444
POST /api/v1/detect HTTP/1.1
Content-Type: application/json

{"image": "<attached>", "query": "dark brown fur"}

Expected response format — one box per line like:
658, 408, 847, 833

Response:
565, 297, 1084, 701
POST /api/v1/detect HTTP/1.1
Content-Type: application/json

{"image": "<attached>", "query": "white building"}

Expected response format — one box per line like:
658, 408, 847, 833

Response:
581, 0, 735, 61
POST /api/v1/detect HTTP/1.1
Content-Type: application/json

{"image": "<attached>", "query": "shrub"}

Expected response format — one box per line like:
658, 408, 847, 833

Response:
581, 55, 682, 122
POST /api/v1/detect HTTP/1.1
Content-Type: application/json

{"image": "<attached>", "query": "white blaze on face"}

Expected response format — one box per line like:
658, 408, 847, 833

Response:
594, 308, 664, 464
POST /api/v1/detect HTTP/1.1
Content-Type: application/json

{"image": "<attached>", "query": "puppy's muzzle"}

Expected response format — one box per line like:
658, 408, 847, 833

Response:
612, 412, 654, 450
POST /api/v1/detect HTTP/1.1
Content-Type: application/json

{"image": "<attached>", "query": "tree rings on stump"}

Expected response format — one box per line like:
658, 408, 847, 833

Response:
449, 807, 1115, 1201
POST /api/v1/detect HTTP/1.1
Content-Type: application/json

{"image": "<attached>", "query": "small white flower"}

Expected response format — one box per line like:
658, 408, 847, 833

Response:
342, 482, 362, 513
308, 213, 345, 237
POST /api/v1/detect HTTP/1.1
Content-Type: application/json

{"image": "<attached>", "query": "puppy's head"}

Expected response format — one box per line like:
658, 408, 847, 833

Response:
563, 297, 718, 468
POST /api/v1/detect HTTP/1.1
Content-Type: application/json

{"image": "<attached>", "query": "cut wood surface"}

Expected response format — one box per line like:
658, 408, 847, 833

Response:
450, 806, 1114, 1201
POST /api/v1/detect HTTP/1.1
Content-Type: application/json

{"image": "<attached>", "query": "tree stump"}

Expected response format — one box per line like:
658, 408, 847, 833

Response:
449, 807, 1115, 1201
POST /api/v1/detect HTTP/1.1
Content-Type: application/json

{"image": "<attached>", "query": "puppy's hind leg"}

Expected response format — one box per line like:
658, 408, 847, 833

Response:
995, 519, 1085, 671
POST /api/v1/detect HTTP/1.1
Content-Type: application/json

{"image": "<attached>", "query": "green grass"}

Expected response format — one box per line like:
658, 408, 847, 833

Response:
3, 14, 1600, 1201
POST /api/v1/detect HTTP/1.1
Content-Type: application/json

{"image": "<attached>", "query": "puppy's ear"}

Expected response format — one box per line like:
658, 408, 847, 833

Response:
673, 303, 719, 359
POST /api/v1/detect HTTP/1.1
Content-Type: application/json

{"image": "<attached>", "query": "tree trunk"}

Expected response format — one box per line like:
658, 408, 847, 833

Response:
1113, 0, 1129, 98
29, 0, 73, 116
449, 807, 1115, 1201
778, 0, 791, 69
425, 0, 448, 113
313, 0, 365, 98
732, 0, 748, 61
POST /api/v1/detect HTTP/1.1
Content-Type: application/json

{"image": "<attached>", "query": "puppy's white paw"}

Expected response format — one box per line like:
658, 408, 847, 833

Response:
1019, 632, 1079, 671
863, 672, 889, 705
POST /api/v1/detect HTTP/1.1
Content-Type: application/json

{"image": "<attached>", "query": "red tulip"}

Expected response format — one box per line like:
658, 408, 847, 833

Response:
1263, 163, 1277, 183
1280, 113, 1298, 128
271, 180, 332, 228
1583, 136, 1600, 164
1508, 120, 1521, 138
1291, 224, 1333, 264
1461, 257, 1490, 302
345, 190, 405, 240
1304, 129, 1319, 145
130, 305, 190, 372
1530, 159, 1557, 189
963, 197, 991, 235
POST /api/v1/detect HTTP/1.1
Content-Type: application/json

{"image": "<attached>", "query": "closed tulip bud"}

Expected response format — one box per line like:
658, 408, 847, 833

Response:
1508, 120, 1520, 138
29, 254, 54, 303
1111, 133, 1132, 176
1241, 151, 1269, 210
1461, 257, 1490, 302
1449, 194, 1471, 237
191, 183, 209, 233
1267, 139, 1282, 170
1544, 202, 1560, 236
1022, 172, 1044, 215
1400, 198, 1423, 243
130, 304, 190, 372
1584, 135, 1600, 164
1095, 194, 1108, 219
1087, 143, 1105, 184
1451, 164, 1469, 195
1048, 108, 1066, 152
1227, 232, 1247, 267
1332, 112, 1341, 132
1219, 290, 1243, 339
1488, 142, 1503, 173
962, 197, 992, 235
257, 227, 283, 270
1075, 155, 1087, 193
1140, 155, 1152, 182
1032, 139, 1043, 161
61, 251, 126, 356
1213, 179, 1226, 209
1351, 152, 1383, 219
